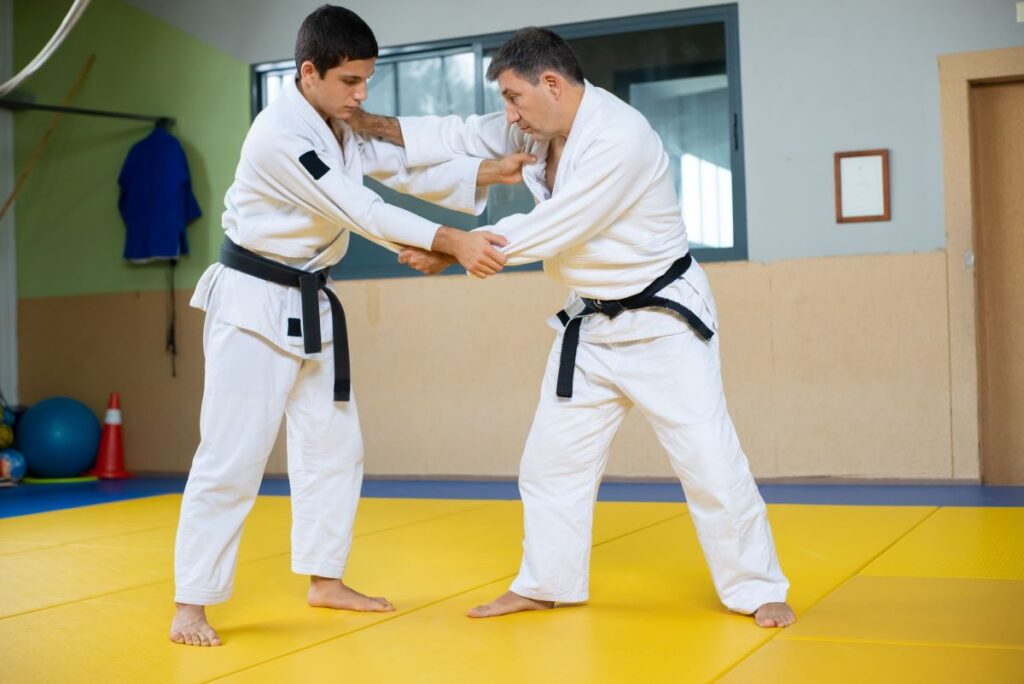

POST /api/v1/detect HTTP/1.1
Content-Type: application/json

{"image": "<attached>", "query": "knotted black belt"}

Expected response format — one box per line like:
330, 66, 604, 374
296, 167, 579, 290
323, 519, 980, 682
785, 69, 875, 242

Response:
554, 253, 714, 398
219, 239, 350, 401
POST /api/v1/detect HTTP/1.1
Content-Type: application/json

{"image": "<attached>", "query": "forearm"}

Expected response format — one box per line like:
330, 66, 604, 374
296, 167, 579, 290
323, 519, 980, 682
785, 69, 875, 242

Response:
352, 111, 404, 146
398, 112, 515, 166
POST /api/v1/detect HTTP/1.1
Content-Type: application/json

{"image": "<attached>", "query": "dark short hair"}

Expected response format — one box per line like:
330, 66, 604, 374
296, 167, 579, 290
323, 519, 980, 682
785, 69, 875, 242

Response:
295, 5, 378, 76
486, 27, 585, 85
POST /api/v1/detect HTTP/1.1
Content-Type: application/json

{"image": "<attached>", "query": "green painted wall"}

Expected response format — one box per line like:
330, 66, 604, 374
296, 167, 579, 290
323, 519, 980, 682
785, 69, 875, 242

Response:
13, 0, 249, 299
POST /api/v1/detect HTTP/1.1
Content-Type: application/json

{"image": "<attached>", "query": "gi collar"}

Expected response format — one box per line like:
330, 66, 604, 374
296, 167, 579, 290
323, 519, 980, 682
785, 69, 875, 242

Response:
544, 80, 598, 196
284, 77, 341, 153
563, 80, 598, 146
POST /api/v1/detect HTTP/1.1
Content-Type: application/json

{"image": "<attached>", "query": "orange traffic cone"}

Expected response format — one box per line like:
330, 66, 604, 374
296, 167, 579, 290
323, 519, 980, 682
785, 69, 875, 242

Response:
90, 392, 130, 479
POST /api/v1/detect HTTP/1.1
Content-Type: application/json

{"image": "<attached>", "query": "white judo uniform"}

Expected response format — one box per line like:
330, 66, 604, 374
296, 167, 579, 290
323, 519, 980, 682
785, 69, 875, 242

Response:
398, 81, 789, 613
174, 78, 485, 605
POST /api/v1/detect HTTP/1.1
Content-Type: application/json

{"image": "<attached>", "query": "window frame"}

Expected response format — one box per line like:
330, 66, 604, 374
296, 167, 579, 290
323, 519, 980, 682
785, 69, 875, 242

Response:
250, 3, 747, 278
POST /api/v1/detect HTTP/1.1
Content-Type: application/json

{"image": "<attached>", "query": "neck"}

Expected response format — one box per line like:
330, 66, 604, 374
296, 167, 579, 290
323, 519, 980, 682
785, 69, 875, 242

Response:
297, 78, 329, 121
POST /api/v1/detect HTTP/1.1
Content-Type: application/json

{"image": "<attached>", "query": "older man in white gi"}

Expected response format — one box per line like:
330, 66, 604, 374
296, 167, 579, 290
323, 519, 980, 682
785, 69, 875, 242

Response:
169, 6, 529, 647
351, 26, 795, 628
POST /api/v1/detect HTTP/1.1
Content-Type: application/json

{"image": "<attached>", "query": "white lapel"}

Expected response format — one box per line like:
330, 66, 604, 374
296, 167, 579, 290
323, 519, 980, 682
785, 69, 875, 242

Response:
551, 81, 598, 196
520, 137, 550, 201
284, 78, 349, 170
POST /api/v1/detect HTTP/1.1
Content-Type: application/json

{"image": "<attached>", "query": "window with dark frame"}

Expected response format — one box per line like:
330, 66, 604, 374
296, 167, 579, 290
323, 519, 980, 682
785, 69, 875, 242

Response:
251, 4, 746, 280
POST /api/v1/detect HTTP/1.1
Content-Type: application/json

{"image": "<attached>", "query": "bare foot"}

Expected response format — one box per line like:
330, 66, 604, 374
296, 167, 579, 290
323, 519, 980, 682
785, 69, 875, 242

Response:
169, 603, 222, 647
754, 601, 796, 628
467, 591, 555, 618
307, 576, 395, 612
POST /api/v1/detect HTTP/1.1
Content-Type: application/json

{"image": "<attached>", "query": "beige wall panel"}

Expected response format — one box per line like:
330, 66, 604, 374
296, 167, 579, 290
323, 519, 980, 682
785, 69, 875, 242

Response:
18, 252, 955, 480
705, 261, 777, 476
341, 271, 565, 477
770, 252, 952, 477
18, 289, 206, 473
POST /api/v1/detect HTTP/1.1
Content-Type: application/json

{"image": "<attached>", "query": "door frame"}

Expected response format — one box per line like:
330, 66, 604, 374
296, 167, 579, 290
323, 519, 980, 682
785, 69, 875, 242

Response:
939, 46, 1024, 479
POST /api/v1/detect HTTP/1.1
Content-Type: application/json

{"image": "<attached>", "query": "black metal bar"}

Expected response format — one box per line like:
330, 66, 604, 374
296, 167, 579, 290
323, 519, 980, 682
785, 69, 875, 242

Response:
0, 99, 174, 126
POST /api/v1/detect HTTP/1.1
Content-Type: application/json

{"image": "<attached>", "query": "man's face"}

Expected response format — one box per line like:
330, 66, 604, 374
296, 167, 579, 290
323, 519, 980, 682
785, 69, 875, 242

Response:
497, 69, 561, 141
300, 57, 376, 120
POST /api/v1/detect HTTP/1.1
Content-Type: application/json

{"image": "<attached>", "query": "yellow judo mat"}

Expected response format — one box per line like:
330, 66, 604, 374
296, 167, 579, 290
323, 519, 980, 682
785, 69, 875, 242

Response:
1, 495, 1022, 683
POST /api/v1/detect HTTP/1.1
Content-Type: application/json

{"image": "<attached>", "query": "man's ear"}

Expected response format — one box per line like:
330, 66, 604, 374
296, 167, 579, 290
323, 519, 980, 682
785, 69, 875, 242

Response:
542, 72, 563, 99
299, 60, 317, 81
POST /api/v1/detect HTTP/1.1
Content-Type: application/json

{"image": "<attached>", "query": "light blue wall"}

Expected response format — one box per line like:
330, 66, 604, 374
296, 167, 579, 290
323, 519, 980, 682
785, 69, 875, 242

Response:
740, 0, 1022, 261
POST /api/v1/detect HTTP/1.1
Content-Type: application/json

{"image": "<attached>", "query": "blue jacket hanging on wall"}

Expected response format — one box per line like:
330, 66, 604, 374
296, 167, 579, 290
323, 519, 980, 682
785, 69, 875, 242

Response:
118, 124, 200, 378
118, 125, 201, 261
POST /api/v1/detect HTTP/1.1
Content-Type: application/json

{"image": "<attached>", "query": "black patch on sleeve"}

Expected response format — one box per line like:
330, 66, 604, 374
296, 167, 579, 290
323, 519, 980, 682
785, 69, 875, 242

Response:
299, 150, 330, 180
287, 317, 302, 337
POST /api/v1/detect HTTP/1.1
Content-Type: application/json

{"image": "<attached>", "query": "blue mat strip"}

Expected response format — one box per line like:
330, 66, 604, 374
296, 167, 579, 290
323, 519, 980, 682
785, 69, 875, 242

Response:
2, 477, 1024, 518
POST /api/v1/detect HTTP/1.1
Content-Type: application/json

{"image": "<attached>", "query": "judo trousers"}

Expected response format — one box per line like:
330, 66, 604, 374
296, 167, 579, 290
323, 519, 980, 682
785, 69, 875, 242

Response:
509, 328, 789, 614
174, 315, 363, 605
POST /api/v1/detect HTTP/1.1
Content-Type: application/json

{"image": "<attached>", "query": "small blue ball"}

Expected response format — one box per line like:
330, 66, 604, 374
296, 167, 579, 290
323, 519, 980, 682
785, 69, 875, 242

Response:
1, 449, 27, 482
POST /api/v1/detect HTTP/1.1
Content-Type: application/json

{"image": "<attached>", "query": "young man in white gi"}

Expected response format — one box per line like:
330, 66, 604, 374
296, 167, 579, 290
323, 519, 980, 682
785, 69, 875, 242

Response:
351, 27, 795, 628
170, 6, 529, 647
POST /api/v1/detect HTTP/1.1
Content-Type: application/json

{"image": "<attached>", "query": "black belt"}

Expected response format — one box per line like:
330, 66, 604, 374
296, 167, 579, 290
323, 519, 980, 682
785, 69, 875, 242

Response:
554, 253, 714, 398
219, 239, 350, 401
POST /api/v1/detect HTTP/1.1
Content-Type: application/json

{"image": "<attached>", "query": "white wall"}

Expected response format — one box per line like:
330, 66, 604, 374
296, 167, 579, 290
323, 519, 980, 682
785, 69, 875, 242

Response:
122, 0, 1024, 263
0, 0, 18, 405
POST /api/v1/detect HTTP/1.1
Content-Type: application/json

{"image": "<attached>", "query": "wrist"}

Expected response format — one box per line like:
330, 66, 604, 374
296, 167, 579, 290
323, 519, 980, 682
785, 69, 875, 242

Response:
431, 226, 462, 256
476, 160, 498, 187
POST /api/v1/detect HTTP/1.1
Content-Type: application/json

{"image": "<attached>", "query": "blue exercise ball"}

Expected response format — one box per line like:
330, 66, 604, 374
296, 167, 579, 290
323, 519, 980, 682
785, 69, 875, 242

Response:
1, 449, 27, 482
16, 397, 101, 478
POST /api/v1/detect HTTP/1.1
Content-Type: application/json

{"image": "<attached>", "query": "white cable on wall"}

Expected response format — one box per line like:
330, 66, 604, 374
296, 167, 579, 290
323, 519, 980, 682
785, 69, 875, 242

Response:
0, 0, 92, 98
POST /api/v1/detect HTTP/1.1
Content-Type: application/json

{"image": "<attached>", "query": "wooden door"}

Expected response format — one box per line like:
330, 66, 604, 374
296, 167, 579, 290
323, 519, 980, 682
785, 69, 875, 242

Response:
972, 79, 1024, 483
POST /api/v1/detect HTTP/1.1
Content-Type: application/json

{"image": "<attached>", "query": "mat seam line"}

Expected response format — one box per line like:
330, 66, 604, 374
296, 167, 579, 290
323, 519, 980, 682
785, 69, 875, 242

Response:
0, 521, 178, 557
709, 505, 943, 682
0, 501, 500, 622
779, 634, 1024, 651
201, 510, 691, 682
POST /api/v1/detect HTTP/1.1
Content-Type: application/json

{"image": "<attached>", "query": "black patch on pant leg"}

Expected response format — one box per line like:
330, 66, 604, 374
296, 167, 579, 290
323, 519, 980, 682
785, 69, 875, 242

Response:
299, 150, 330, 180
287, 317, 302, 337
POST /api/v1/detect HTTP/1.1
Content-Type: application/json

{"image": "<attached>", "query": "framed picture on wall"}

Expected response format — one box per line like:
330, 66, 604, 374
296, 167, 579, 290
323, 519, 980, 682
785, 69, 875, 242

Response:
834, 149, 891, 222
